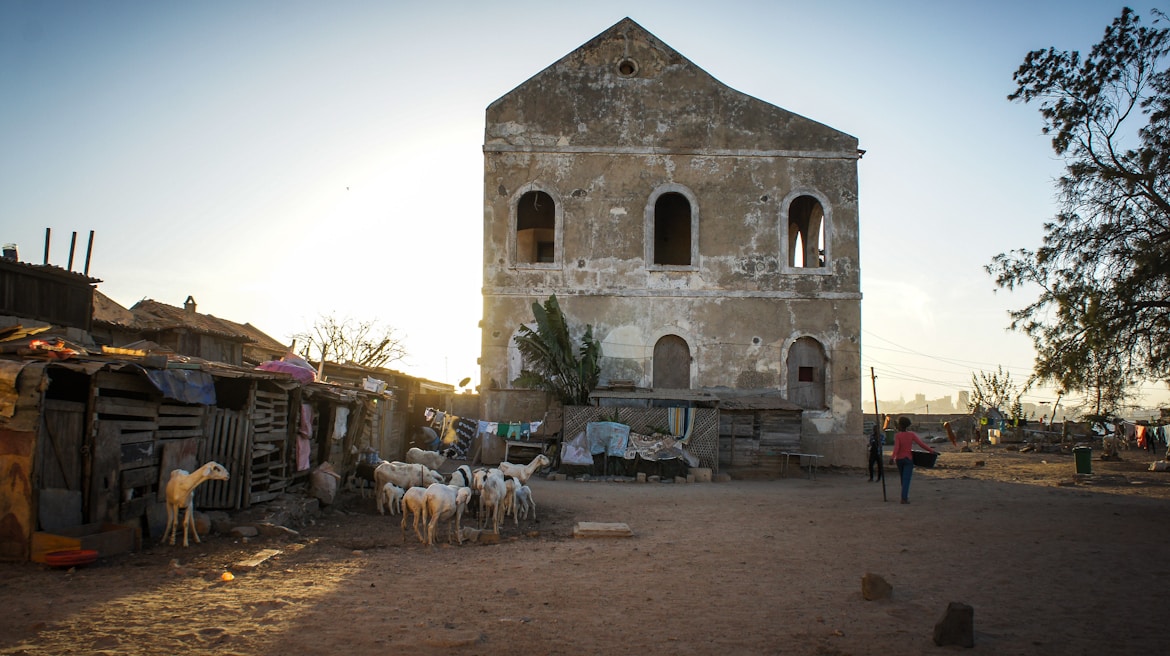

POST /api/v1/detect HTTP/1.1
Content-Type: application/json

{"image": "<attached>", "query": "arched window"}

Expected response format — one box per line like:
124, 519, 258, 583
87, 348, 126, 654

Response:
646, 185, 698, 268
787, 336, 826, 409
787, 195, 826, 268
515, 190, 556, 264
653, 335, 690, 389
654, 193, 692, 265
506, 325, 532, 387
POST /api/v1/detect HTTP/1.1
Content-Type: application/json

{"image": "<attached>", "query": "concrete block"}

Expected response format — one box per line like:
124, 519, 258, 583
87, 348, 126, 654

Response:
690, 467, 712, 482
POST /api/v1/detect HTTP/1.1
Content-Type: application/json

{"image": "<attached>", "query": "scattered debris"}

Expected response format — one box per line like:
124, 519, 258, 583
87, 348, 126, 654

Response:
233, 548, 282, 571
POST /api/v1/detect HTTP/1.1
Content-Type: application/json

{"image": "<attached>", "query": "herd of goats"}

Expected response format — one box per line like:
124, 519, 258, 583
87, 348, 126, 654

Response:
354, 448, 552, 547
156, 448, 552, 549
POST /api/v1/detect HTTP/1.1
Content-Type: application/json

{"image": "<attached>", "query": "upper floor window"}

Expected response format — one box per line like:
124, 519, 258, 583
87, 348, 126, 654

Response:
787, 194, 826, 268
514, 189, 559, 265
646, 185, 699, 269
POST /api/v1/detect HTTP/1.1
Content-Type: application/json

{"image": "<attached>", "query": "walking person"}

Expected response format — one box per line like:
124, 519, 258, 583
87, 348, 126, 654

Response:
867, 421, 884, 482
892, 416, 936, 504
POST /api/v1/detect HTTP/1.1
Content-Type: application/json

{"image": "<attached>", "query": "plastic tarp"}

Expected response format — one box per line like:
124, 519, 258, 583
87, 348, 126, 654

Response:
256, 358, 316, 384
585, 421, 630, 457
143, 368, 216, 405
560, 431, 595, 466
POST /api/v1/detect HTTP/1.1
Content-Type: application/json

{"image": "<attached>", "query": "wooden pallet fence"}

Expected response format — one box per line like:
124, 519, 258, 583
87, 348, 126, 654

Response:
197, 408, 249, 510
249, 388, 291, 505
92, 371, 162, 524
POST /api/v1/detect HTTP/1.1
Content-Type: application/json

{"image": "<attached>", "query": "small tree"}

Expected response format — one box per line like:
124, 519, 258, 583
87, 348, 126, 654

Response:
511, 295, 600, 405
291, 313, 407, 369
968, 366, 1028, 429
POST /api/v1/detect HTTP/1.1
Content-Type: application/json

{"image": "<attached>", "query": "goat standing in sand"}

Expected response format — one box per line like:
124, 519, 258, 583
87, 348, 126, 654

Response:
162, 461, 230, 547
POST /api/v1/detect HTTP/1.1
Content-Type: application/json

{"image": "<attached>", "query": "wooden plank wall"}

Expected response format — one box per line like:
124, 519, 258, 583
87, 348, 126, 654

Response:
718, 411, 756, 468
718, 409, 802, 469
90, 371, 162, 524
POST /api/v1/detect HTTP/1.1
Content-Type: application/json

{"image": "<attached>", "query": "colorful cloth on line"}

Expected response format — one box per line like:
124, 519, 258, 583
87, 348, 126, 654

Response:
492, 421, 540, 440
440, 415, 459, 448
668, 408, 695, 444
450, 417, 478, 458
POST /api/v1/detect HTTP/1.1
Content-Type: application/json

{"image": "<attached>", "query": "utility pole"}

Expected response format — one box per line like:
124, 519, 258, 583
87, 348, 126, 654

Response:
871, 367, 887, 501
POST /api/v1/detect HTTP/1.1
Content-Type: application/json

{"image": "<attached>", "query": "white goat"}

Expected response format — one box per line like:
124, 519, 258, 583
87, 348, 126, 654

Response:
424, 484, 472, 545
400, 486, 429, 544
161, 461, 230, 547
378, 482, 405, 516
502, 475, 520, 525
448, 464, 474, 489
374, 461, 444, 494
479, 469, 507, 533
498, 453, 551, 485
514, 484, 536, 521
406, 446, 448, 471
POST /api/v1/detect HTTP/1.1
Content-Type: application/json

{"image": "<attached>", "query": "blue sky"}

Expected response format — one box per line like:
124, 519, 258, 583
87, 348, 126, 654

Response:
2, 0, 1167, 413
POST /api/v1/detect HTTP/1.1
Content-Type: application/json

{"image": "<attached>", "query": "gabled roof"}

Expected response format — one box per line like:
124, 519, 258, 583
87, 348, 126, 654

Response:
92, 290, 136, 328
130, 299, 253, 342
486, 17, 857, 154
221, 319, 289, 353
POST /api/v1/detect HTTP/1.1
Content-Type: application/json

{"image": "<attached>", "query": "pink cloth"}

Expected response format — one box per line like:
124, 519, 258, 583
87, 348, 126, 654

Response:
256, 359, 316, 384
892, 431, 933, 460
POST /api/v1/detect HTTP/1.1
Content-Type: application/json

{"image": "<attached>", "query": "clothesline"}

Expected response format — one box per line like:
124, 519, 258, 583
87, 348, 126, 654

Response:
423, 408, 546, 459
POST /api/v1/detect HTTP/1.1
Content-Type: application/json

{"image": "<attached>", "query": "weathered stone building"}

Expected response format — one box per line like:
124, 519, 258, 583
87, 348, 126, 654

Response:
480, 18, 863, 464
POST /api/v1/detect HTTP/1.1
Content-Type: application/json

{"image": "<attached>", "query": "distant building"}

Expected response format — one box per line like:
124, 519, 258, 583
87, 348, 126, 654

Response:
479, 18, 863, 463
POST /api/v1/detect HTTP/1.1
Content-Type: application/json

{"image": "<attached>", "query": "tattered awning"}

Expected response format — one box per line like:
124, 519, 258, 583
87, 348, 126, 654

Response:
142, 368, 216, 405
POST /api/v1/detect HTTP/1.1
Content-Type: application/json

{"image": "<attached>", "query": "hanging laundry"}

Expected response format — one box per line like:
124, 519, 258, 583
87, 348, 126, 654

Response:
451, 417, 478, 458
441, 414, 460, 447
507, 423, 524, 440
332, 407, 349, 441
668, 408, 696, 444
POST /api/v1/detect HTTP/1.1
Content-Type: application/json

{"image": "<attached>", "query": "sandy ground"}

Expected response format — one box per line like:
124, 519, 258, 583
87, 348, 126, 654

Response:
2, 444, 1169, 656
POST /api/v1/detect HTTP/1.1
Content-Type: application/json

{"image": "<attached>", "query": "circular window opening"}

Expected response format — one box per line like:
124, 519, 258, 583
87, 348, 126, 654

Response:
617, 59, 638, 77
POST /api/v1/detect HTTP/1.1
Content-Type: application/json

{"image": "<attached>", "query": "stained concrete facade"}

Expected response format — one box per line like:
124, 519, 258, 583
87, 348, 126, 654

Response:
480, 18, 864, 465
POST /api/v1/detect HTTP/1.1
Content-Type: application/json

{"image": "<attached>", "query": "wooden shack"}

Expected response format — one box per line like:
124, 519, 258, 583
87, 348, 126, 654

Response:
717, 392, 804, 472
0, 353, 394, 561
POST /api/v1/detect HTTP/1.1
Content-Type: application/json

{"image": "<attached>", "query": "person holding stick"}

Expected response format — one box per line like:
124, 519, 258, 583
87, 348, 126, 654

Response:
867, 420, 885, 482
892, 416, 935, 504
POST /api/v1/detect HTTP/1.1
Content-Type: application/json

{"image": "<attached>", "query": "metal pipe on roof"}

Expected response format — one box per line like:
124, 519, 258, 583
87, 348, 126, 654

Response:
84, 230, 94, 276
68, 231, 77, 271
43, 227, 50, 265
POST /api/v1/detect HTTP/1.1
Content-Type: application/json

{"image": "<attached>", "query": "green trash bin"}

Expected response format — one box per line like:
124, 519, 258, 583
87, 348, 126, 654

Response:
1073, 446, 1092, 475
884, 429, 896, 445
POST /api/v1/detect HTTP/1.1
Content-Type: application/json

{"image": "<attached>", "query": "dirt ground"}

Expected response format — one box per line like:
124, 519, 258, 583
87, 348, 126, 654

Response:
2, 444, 1169, 656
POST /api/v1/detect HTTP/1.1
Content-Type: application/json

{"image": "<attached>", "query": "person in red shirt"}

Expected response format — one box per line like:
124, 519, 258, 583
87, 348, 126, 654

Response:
892, 416, 936, 504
